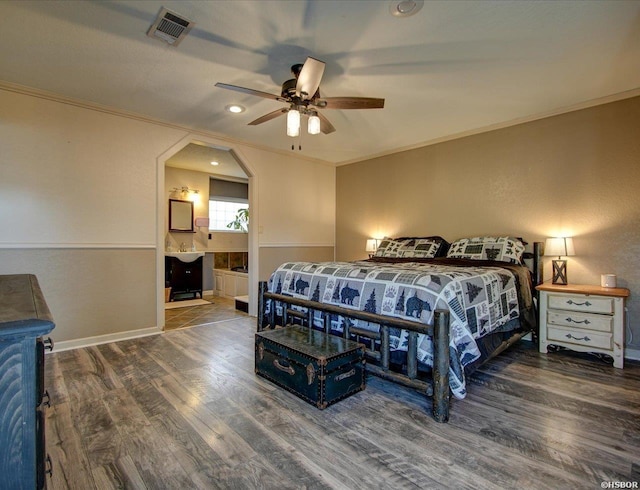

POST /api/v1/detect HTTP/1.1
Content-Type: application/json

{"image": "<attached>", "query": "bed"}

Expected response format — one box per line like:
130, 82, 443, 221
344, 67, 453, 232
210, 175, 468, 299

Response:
258, 236, 542, 422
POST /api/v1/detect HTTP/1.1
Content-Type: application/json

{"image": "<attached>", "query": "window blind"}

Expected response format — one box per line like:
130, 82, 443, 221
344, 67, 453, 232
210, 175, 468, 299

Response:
209, 178, 248, 201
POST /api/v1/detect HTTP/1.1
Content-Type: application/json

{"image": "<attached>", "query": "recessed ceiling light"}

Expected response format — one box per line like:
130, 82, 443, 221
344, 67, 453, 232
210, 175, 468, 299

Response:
210, 161, 219, 166
226, 104, 245, 113
389, 0, 423, 17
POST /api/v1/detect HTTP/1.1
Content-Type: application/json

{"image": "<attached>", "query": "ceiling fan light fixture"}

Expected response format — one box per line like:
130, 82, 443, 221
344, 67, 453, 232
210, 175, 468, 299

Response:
287, 108, 300, 137
308, 113, 321, 135
389, 0, 424, 17
216, 56, 383, 139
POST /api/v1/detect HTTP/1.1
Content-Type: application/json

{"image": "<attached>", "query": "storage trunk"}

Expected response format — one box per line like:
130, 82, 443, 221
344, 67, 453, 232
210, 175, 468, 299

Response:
255, 326, 365, 409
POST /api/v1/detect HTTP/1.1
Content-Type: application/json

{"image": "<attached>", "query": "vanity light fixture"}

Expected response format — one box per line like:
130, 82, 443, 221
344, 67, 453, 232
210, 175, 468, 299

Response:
171, 186, 199, 202
544, 237, 575, 285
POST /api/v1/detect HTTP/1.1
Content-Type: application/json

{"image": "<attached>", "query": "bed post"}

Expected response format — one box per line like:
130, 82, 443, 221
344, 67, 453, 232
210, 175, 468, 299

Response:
432, 309, 450, 423
533, 241, 543, 287
257, 281, 267, 331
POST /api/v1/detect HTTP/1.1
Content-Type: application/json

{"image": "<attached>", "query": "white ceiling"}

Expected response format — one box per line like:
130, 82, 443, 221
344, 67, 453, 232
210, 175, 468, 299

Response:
2, 0, 639, 166
166, 142, 248, 179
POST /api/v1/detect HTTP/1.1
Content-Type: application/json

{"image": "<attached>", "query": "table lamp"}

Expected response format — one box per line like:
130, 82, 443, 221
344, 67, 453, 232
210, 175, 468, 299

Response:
365, 239, 378, 258
544, 237, 575, 285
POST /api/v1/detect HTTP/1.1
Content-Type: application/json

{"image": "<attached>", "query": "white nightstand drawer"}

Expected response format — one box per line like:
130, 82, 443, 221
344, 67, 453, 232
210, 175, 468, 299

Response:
538, 284, 629, 369
546, 310, 613, 333
548, 294, 614, 314
547, 325, 612, 350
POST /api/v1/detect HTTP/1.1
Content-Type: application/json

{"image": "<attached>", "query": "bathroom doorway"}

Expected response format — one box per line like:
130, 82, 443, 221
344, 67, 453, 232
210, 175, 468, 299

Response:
156, 138, 257, 331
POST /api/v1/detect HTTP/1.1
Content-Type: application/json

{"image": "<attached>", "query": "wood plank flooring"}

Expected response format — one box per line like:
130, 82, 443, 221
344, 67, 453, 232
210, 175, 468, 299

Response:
45, 305, 640, 489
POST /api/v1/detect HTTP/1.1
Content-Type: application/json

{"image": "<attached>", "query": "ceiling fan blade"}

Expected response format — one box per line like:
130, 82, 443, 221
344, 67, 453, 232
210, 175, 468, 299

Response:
316, 112, 336, 134
248, 108, 287, 126
316, 97, 385, 110
296, 57, 325, 100
215, 82, 283, 101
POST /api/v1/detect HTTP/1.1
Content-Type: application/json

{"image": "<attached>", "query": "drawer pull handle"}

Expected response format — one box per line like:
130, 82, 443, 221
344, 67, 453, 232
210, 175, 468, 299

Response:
566, 299, 592, 307
273, 359, 295, 376
565, 317, 591, 325
41, 390, 51, 408
43, 337, 54, 352
566, 333, 591, 342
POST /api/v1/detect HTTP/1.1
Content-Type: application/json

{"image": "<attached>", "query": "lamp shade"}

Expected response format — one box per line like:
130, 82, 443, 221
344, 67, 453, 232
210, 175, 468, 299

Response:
308, 113, 321, 135
544, 237, 575, 258
286, 109, 300, 137
365, 239, 378, 253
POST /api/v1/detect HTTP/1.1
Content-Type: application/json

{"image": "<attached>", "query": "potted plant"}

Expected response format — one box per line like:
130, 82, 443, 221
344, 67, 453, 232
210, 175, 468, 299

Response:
227, 208, 249, 233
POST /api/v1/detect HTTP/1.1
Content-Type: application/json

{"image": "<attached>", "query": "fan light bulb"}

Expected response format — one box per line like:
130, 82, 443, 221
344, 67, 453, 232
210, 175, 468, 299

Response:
308, 114, 321, 135
287, 109, 300, 137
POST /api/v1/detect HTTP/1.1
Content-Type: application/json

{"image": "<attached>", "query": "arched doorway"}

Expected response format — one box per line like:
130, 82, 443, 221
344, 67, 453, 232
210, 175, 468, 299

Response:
156, 135, 258, 330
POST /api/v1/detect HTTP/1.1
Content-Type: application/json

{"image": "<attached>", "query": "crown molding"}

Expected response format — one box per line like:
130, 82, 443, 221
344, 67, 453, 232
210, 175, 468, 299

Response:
337, 87, 640, 167
0, 80, 333, 168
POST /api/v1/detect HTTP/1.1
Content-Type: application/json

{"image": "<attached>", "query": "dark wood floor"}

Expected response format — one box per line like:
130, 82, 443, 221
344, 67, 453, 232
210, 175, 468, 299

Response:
45, 306, 640, 489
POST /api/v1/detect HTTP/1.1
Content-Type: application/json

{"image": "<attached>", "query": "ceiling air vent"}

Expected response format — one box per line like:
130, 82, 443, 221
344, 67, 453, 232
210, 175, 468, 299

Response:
147, 7, 194, 46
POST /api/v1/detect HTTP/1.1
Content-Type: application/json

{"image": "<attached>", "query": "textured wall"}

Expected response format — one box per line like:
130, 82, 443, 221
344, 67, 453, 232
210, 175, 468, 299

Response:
259, 246, 335, 281
336, 96, 640, 350
0, 249, 156, 342
1, 87, 336, 344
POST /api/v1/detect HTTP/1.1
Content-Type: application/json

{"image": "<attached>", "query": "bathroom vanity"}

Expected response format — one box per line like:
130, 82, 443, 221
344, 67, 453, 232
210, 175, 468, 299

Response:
165, 253, 204, 301
213, 267, 248, 299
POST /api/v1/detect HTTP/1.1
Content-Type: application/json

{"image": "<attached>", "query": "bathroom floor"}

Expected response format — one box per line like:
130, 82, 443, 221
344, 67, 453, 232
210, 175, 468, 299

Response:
164, 294, 248, 331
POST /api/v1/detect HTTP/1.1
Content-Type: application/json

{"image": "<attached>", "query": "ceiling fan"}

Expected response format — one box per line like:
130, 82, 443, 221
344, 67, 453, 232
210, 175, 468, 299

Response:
215, 57, 385, 136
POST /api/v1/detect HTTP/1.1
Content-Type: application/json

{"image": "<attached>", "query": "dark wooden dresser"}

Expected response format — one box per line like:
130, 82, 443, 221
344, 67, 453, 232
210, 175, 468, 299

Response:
0, 274, 55, 489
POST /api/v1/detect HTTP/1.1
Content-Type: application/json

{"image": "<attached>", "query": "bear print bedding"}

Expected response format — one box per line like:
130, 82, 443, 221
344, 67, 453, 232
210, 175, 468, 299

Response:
266, 259, 531, 399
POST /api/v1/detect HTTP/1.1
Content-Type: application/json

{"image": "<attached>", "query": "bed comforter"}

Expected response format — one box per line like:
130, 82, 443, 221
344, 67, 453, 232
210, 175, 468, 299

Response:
267, 258, 534, 399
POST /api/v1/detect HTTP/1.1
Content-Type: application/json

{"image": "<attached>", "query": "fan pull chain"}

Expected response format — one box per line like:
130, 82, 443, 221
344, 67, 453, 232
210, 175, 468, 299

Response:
291, 132, 303, 151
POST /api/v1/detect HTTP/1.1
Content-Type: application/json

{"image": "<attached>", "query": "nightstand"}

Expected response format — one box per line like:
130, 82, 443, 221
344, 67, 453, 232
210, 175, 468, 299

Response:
537, 284, 629, 368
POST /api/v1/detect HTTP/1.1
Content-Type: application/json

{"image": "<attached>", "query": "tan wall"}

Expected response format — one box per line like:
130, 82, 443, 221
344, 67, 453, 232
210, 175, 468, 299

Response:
336, 96, 640, 350
0, 86, 336, 345
259, 247, 335, 281
164, 166, 249, 253
0, 249, 156, 340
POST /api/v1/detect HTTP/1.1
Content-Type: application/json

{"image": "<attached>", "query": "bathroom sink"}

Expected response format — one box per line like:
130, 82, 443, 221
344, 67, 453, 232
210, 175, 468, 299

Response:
165, 251, 205, 263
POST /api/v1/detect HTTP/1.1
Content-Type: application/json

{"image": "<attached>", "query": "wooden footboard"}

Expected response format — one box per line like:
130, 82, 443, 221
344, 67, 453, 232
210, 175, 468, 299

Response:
257, 281, 452, 422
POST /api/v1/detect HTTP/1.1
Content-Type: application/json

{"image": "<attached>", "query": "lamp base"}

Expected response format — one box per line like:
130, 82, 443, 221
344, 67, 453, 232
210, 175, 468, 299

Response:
552, 259, 568, 285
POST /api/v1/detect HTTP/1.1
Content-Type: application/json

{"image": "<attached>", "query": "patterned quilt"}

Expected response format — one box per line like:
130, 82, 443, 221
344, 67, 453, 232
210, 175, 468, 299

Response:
267, 259, 528, 399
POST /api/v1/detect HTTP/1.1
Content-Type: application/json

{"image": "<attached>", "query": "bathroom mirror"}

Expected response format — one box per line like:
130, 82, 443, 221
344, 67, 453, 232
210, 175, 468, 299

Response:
169, 199, 194, 232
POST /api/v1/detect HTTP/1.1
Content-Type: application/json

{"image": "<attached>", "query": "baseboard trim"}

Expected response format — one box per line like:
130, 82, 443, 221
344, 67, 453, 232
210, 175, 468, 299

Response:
625, 346, 640, 363
50, 326, 162, 352
45, 325, 640, 362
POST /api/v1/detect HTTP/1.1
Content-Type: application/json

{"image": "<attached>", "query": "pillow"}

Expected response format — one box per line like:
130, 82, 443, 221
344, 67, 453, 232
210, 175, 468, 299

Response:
446, 236, 525, 264
374, 236, 447, 259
